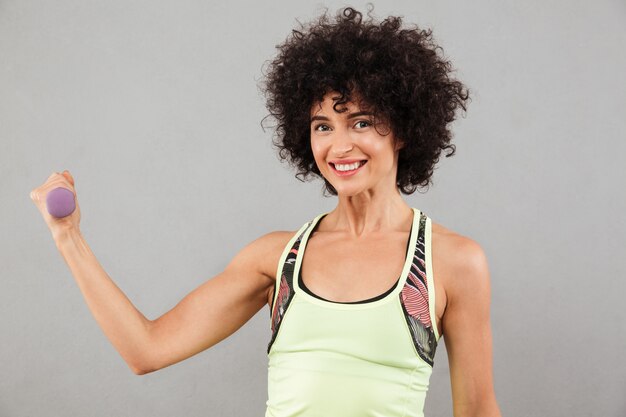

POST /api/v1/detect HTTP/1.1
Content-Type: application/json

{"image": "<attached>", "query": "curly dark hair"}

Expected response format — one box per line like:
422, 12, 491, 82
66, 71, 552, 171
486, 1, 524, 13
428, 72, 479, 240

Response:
258, 4, 471, 196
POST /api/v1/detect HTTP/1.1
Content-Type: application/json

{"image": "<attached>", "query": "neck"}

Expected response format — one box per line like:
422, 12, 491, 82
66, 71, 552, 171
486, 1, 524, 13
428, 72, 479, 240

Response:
326, 189, 414, 238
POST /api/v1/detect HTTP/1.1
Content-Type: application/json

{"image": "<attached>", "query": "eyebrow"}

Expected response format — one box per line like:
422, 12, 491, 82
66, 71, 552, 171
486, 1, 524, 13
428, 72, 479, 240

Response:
310, 111, 374, 124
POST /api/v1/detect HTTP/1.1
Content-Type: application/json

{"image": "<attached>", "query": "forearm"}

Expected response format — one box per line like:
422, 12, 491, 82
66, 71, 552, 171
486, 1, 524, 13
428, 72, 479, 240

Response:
455, 408, 502, 417
454, 398, 502, 417
55, 228, 153, 374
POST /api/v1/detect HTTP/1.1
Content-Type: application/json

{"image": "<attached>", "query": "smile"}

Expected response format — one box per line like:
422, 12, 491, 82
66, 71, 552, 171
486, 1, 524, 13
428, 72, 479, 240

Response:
329, 160, 367, 177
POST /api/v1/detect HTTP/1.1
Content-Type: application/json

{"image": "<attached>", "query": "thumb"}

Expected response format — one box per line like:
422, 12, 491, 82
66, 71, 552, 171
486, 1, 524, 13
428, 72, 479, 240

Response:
62, 170, 75, 186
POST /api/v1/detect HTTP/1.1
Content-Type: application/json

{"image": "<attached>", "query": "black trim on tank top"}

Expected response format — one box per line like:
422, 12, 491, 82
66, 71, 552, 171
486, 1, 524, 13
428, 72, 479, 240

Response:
297, 215, 412, 304
299, 272, 400, 304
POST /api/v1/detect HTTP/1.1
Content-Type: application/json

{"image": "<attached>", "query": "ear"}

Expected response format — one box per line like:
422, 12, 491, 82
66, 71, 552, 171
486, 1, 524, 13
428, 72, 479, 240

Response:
394, 139, 406, 152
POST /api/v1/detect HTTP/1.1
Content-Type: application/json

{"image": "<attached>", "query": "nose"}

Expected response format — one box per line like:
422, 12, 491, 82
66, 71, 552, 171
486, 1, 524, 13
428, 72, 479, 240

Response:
333, 146, 354, 157
331, 133, 355, 157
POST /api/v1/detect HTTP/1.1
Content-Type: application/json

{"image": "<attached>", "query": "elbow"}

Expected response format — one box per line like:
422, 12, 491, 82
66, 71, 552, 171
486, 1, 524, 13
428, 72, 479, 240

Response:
132, 368, 145, 376
128, 342, 158, 375
132, 366, 147, 375
129, 356, 156, 375
131, 363, 156, 375
130, 362, 149, 375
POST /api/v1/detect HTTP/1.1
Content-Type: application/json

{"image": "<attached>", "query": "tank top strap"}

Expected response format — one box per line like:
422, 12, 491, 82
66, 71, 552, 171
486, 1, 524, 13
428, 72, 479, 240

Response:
398, 210, 440, 366
267, 219, 315, 354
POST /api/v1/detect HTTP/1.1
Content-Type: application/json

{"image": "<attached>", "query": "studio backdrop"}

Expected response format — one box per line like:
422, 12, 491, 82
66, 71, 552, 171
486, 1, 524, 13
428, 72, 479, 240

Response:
1, 1, 625, 416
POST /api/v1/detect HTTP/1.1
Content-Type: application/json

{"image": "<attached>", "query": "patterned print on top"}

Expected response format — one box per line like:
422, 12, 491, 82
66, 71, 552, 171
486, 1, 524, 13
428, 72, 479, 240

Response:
267, 227, 307, 354
399, 212, 438, 366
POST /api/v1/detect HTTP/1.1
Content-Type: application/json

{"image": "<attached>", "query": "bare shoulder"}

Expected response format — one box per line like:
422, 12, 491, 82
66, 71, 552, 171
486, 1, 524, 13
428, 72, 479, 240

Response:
431, 221, 490, 305
432, 222, 488, 269
239, 230, 299, 307
251, 230, 300, 281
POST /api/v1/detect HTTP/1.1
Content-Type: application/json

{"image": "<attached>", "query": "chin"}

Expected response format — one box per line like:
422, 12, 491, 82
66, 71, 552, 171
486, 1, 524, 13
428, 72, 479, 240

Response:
333, 185, 366, 197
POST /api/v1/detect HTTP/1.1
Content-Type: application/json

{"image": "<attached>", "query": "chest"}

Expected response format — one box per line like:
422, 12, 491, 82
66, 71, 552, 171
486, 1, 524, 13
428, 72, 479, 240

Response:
267, 227, 448, 338
299, 229, 447, 338
299, 232, 409, 302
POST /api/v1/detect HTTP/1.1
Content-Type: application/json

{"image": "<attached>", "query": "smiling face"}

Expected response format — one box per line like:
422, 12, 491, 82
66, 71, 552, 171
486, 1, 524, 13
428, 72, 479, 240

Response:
310, 91, 404, 198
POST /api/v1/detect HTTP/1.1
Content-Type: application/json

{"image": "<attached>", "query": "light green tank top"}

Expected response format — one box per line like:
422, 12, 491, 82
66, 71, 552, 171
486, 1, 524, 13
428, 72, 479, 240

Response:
266, 207, 441, 417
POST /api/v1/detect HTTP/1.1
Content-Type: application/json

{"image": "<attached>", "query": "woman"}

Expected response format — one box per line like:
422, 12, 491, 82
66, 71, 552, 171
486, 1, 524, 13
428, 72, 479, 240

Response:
30, 6, 501, 417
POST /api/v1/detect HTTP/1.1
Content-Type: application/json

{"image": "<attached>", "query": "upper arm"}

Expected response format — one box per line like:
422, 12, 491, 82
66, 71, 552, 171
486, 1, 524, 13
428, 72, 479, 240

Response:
137, 231, 284, 374
441, 238, 501, 417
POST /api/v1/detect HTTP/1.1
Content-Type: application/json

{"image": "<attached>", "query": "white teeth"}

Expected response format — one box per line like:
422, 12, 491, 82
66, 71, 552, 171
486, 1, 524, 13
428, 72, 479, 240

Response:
335, 162, 362, 171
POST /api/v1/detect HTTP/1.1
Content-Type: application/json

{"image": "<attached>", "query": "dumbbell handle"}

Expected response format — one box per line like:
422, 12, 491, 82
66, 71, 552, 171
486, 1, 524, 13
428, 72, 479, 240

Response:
46, 187, 76, 218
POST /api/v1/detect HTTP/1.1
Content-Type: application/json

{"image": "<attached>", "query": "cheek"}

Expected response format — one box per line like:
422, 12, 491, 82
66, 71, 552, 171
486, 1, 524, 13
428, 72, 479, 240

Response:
310, 141, 326, 161
310, 146, 325, 172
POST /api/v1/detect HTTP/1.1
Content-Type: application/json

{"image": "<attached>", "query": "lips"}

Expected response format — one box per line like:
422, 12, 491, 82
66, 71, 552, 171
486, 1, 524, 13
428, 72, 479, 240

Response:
329, 160, 367, 177
329, 159, 367, 165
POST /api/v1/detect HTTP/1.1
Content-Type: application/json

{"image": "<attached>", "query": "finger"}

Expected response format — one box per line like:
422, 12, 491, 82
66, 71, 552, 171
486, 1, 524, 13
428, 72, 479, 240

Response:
47, 171, 73, 189
61, 171, 75, 186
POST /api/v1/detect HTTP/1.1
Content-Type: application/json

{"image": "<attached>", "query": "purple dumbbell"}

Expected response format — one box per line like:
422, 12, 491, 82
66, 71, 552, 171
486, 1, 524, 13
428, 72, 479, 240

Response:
46, 187, 76, 218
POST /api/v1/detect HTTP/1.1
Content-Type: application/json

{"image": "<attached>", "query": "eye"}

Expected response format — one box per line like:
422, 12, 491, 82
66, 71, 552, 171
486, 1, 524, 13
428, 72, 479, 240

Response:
314, 124, 330, 132
312, 120, 371, 132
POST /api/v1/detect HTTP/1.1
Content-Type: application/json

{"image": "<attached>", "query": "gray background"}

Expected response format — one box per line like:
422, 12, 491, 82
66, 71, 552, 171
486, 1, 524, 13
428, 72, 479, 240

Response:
2, 0, 625, 416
